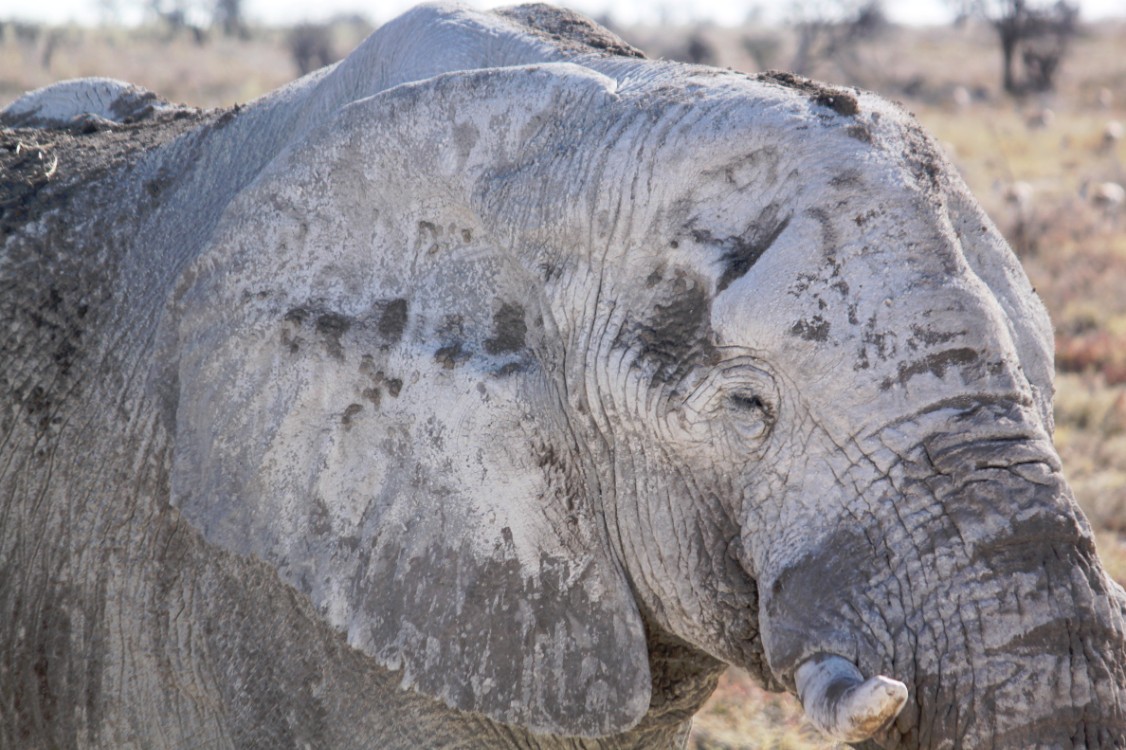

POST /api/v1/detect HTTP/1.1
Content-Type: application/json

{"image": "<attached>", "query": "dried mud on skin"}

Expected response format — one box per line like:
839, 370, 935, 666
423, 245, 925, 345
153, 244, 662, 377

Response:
757, 70, 860, 117
1, 108, 219, 236
495, 4, 647, 59
1, 133, 61, 225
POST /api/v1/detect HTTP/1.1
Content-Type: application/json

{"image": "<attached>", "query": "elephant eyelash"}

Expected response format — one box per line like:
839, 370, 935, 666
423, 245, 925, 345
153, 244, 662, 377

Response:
728, 392, 768, 413
724, 391, 775, 442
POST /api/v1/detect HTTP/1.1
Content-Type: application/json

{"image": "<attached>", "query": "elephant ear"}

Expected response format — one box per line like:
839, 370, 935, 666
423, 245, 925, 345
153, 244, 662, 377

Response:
160, 65, 650, 736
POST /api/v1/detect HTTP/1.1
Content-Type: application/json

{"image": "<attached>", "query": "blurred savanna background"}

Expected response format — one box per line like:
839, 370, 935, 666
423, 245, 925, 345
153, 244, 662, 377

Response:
2, 0, 1125, 747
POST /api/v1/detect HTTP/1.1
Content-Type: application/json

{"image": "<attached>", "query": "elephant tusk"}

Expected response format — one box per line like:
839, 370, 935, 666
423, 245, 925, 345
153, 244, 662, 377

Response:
795, 653, 909, 742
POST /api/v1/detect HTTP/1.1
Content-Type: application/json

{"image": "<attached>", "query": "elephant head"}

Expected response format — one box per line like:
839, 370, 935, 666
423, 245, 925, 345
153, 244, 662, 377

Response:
156, 45, 1126, 747
2, 5, 1110, 747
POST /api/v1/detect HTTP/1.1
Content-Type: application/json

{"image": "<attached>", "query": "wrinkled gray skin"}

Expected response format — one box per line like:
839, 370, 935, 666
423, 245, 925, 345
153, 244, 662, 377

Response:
2, 3, 1125, 749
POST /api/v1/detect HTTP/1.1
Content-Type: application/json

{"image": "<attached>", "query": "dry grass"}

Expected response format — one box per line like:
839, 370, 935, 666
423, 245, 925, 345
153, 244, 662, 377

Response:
690, 670, 835, 750
1, 25, 332, 109
1054, 373, 1126, 533
0, 19, 381, 109
3, 14, 1125, 748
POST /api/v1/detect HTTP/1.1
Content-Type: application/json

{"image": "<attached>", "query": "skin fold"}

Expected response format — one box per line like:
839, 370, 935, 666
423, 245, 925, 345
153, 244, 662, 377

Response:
2, 3, 1124, 748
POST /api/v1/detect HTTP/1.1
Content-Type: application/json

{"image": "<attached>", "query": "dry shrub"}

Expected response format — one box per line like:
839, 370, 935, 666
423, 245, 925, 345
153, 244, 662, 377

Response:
691, 670, 832, 750
287, 23, 335, 76
1095, 531, 1126, 584
1014, 198, 1126, 383
1056, 332, 1126, 384
1054, 373, 1126, 538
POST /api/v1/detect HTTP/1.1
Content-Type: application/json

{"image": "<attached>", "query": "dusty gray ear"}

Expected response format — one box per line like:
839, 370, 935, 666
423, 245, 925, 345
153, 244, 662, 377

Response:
160, 65, 650, 736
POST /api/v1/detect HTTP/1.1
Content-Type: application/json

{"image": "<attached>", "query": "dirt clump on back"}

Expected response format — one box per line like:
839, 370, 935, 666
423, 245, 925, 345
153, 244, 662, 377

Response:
495, 4, 646, 59
1, 107, 220, 237
757, 70, 860, 117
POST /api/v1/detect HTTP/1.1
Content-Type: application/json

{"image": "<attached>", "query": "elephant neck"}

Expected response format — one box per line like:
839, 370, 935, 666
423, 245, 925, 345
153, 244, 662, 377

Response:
2, 109, 224, 404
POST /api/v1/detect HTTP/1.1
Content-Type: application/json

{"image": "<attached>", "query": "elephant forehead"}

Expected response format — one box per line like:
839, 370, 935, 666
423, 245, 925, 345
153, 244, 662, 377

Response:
709, 192, 1030, 429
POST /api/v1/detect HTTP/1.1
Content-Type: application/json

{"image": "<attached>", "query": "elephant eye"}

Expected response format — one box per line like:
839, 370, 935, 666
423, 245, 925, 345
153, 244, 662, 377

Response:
680, 357, 778, 444
726, 390, 774, 440
729, 392, 767, 413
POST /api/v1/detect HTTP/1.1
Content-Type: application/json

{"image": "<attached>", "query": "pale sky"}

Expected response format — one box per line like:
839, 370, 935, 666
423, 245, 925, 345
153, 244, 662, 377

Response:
0, 0, 1123, 27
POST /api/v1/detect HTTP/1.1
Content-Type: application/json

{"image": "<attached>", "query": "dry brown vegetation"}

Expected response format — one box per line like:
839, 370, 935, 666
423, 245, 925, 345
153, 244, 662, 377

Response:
2, 12, 1124, 749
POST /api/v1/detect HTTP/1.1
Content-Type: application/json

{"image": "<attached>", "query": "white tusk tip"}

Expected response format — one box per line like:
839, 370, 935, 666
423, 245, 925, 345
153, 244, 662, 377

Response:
846, 675, 909, 738
795, 654, 909, 743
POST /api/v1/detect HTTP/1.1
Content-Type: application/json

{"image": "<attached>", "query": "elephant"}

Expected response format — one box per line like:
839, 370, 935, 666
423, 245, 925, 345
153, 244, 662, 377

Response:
2, 3, 1125, 748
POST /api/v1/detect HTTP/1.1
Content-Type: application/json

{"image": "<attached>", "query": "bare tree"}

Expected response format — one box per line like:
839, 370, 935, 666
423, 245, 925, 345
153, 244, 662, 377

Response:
959, 0, 1079, 94
287, 23, 336, 76
144, 0, 207, 42
212, 0, 245, 38
741, 32, 782, 70
788, 0, 887, 78
136, 0, 244, 40
684, 32, 717, 66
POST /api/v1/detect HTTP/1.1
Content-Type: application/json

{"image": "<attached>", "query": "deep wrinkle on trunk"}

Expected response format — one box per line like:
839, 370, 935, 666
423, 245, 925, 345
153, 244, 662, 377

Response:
887, 410, 1126, 748
760, 400, 1126, 749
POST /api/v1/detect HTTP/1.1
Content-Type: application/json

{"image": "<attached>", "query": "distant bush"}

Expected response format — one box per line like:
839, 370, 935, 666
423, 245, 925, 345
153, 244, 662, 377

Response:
287, 23, 335, 76
1057, 332, 1126, 385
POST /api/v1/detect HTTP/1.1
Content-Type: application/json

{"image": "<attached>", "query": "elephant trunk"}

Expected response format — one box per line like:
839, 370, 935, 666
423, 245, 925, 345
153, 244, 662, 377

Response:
888, 508, 1126, 748
760, 408, 1126, 748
